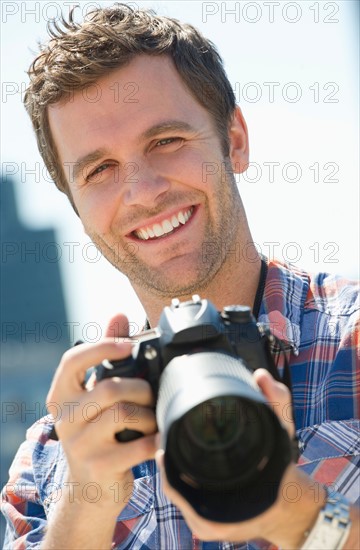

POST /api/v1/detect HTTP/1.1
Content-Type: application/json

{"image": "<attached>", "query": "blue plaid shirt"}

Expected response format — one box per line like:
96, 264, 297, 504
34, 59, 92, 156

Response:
2, 259, 359, 549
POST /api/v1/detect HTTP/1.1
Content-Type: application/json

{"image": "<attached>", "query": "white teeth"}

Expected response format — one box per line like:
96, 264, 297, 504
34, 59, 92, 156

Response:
162, 220, 173, 234
178, 211, 186, 224
171, 215, 180, 228
153, 223, 163, 237
135, 207, 193, 240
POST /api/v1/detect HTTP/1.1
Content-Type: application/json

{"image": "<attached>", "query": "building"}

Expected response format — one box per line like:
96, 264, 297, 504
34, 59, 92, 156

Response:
1, 176, 70, 544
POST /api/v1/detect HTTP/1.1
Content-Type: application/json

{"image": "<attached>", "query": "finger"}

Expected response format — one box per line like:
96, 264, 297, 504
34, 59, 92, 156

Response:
105, 433, 158, 473
92, 376, 155, 408
254, 369, 295, 437
47, 339, 132, 401
57, 377, 155, 427
63, 432, 158, 478
104, 313, 130, 339
58, 402, 157, 445
83, 402, 157, 442
83, 316, 132, 392
254, 368, 289, 397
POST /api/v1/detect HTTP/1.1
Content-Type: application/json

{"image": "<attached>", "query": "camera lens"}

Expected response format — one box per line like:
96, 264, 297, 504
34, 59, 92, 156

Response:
157, 351, 292, 521
183, 396, 242, 449
167, 395, 274, 486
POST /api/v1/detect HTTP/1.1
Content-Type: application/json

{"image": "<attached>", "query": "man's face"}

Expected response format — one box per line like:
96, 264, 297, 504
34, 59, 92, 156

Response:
48, 55, 248, 298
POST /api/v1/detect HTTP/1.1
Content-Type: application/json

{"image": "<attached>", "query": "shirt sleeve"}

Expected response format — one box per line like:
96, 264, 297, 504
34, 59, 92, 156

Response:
1, 425, 48, 549
296, 305, 360, 506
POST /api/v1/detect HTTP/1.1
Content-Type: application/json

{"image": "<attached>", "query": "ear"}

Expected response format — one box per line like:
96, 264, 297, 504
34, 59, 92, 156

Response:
228, 106, 249, 174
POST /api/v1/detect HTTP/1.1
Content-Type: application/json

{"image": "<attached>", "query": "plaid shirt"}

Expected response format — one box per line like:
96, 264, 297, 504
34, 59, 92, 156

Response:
2, 259, 359, 549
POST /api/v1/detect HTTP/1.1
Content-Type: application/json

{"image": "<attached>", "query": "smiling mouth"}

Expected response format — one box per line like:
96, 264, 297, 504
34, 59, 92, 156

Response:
132, 206, 195, 241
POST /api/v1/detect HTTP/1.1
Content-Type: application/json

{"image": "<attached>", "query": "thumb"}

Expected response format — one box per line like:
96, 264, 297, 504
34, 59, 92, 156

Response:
253, 368, 295, 438
104, 313, 130, 339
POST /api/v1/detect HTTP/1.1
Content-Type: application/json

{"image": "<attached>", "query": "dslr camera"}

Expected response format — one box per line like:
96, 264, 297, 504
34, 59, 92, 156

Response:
96, 296, 293, 522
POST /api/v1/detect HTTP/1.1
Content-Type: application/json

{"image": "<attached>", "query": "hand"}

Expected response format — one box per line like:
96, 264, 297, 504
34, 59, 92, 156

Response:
156, 369, 325, 548
46, 313, 158, 513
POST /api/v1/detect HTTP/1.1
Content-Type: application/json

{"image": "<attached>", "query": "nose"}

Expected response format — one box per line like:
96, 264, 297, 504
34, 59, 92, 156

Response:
122, 160, 170, 207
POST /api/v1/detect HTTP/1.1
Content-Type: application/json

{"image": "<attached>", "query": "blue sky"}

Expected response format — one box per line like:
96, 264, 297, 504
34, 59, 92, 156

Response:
1, 1, 359, 335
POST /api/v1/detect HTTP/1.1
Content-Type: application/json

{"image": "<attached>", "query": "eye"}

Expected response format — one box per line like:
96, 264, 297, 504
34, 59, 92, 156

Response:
154, 137, 183, 148
86, 162, 116, 182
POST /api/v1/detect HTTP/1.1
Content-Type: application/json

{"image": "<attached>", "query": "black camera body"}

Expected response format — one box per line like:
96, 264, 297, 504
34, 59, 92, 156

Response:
97, 296, 293, 522
96, 295, 280, 397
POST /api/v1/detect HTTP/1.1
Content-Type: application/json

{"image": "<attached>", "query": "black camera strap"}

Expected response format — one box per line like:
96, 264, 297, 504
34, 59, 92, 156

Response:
252, 257, 293, 389
252, 256, 268, 320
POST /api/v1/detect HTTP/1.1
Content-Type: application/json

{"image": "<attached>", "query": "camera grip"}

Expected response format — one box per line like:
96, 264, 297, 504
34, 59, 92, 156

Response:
115, 428, 145, 442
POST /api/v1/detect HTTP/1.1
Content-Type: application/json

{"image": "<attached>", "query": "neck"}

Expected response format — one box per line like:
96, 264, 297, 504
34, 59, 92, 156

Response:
134, 244, 262, 327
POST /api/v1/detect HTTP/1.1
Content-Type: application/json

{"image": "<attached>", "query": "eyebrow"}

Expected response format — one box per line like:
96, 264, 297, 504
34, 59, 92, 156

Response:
141, 120, 195, 140
71, 149, 108, 183
71, 120, 195, 183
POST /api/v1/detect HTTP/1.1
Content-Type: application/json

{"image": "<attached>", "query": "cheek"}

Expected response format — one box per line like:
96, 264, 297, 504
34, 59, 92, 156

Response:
74, 185, 120, 235
153, 148, 215, 192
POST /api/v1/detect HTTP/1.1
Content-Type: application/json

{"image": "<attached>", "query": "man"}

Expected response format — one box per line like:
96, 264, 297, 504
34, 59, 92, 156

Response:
2, 4, 359, 549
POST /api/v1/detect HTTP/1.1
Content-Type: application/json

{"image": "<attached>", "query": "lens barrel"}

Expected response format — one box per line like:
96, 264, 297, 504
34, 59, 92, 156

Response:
156, 352, 292, 522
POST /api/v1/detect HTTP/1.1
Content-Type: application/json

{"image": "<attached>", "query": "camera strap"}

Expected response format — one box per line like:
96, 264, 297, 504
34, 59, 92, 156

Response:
252, 257, 294, 392
252, 256, 268, 320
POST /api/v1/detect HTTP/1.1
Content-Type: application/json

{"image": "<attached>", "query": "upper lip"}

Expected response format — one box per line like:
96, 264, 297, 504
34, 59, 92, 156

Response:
126, 205, 196, 238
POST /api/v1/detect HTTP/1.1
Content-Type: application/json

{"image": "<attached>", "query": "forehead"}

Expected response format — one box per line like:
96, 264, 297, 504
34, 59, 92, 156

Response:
47, 55, 210, 164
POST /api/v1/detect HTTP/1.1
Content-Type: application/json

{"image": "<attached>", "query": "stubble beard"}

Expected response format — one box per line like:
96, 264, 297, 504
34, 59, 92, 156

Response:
86, 168, 243, 299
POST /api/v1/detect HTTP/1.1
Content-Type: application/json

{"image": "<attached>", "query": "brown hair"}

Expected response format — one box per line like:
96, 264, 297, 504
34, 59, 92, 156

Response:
25, 3, 236, 208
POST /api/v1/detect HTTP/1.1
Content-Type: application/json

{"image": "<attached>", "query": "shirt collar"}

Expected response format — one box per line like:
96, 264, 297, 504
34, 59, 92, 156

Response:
258, 259, 310, 355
